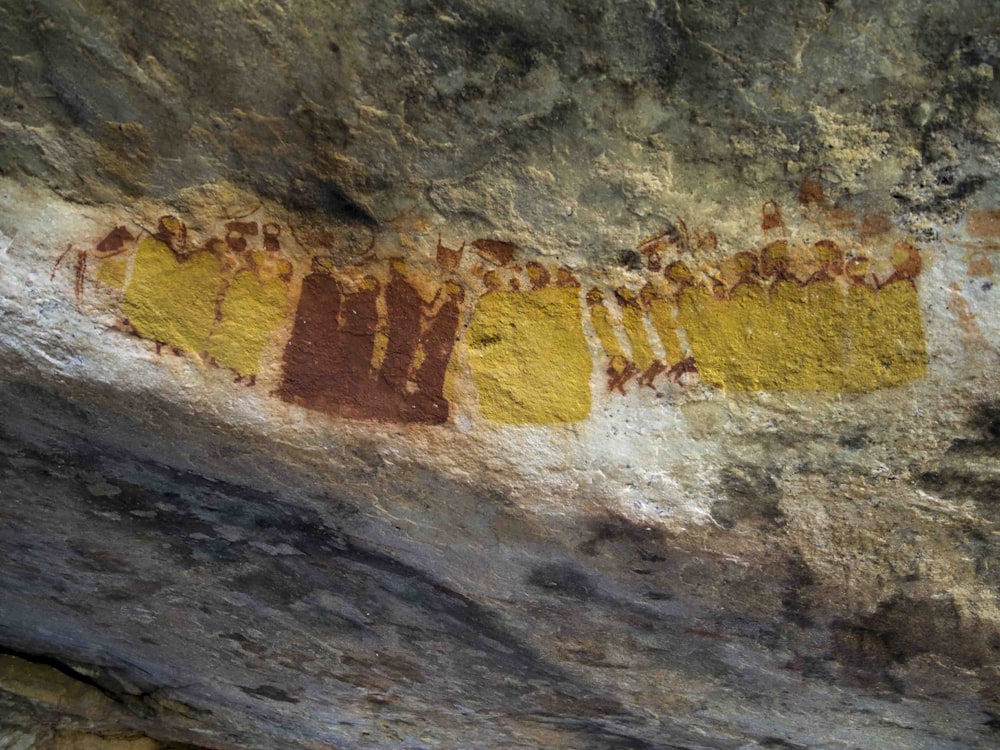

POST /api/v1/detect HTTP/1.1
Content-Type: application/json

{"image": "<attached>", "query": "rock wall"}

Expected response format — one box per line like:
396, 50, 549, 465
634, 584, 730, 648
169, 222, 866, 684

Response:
1, 1, 999, 748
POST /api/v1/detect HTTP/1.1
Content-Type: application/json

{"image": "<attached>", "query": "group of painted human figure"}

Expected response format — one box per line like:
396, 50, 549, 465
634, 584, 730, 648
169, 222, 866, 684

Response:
279, 256, 465, 425
89, 216, 294, 386
75, 217, 928, 426
584, 238, 927, 395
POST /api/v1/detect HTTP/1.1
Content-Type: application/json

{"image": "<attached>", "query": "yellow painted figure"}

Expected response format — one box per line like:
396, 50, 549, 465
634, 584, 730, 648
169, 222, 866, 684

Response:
587, 288, 627, 364
586, 288, 636, 391
844, 277, 882, 389
467, 286, 591, 424
206, 252, 293, 379
868, 280, 927, 388
615, 288, 655, 372
96, 257, 128, 289
726, 282, 771, 389
681, 271, 923, 393
680, 278, 850, 391
122, 236, 223, 357
802, 278, 847, 389
641, 284, 684, 367
677, 284, 730, 388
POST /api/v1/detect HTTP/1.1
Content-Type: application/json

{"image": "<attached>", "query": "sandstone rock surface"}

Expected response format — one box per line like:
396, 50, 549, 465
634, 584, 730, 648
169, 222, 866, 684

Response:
1, 1, 999, 748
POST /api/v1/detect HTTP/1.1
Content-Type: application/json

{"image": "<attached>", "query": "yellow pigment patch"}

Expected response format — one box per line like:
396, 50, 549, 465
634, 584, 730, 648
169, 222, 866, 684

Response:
844, 283, 882, 389
677, 285, 731, 387
761, 280, 810, 388
96, 257, 128, 289
587, 297, 626, 361
645, 297, 684, 366
206, 267, 291, 377
707, 283, 764, 389
371, 329, 389, 371
410, 343, 427, 375
858, 281, 926, 389
467, 286, 591, 424
122, 237, 223, 357
618, 296, 655, 371
680, 279, 925, 391
800, 280, 848, 390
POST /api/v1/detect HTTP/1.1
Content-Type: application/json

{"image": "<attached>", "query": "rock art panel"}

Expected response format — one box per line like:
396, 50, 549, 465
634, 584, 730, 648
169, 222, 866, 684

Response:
63, 205, 929, 429
278, 259, 464, 425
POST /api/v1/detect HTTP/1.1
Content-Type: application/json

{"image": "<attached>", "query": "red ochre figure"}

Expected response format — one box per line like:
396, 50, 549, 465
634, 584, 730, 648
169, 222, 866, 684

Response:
278, 260, 463, 424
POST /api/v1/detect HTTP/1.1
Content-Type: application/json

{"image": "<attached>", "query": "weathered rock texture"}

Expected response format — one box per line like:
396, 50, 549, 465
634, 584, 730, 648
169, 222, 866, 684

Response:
1, 1, 999, 748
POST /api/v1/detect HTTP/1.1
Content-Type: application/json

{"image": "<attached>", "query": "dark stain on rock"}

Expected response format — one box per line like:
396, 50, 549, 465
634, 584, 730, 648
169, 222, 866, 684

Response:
579, 513, 662, 557
618, 248, 643, 271
946, 174, 987, 203
68, 544, 134, 575
761, 739, 807, 749
341, 652, 426, 685
643, 591, 674, 601
714, 464, 784, 529
240, 684, 299, 703
288, 179, 378, 226
832, 593, 997, 689
527, 563, 596, 600
956, 400, 1000, 450
918, 400, 1000, 526
102, 581, 160, 602
229, 566, 315, 609
0, 385, 632, 718
8, 379, 995, 744
577, 510, 827, 653
219, 633, 268, 655
919, 469, 1000, 516
837, 428, 870, 450
554, 717, 704, 750
960, 526, 1000, 593
830, 622, 900, 690
780, 552, 816, 628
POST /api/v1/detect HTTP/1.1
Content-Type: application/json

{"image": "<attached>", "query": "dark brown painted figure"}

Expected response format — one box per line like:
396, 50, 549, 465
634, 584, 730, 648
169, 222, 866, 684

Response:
336, 277, 381, 418
278, 268, 345, 405
279, 259, 463, 424
408, 282, 465, 423
383, 262, 424, 394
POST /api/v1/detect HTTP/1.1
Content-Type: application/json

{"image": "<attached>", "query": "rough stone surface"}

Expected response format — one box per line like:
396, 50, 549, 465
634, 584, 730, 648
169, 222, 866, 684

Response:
1, 1, 999, 748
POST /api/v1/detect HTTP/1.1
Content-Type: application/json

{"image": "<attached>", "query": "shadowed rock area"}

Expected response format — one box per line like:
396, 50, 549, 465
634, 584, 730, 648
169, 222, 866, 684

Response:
1, 1, 999, 748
